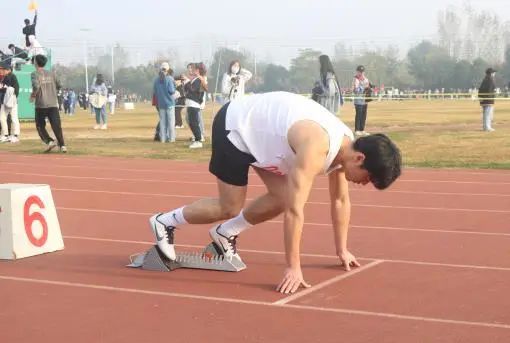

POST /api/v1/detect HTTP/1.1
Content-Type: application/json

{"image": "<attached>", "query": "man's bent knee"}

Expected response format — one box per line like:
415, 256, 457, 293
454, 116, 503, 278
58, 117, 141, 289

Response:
219, 206, 242, 220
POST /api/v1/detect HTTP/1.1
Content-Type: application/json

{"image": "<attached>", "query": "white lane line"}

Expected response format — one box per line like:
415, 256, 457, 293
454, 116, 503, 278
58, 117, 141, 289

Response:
282, 304, 510, 330
0, 275, 268, 306
3, 159, 510, 180
63, 235, 510, 272
50, 187, 510, 213
55, 206, 510, 237
1, 275, 509, 330
273, 260, 384, 305
4, 171, 510, 197
50, 189, 510, 214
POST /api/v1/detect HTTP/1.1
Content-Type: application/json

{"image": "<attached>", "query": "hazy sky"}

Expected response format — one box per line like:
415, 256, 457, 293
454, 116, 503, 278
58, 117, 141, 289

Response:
1, 0, 509, 67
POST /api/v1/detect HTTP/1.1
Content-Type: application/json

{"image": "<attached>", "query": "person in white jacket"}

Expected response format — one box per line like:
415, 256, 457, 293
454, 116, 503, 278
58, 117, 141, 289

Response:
221, 60, 252, 103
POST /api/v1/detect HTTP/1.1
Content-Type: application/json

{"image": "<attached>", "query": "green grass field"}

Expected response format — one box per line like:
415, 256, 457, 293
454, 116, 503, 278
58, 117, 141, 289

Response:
3, 98, 510, 169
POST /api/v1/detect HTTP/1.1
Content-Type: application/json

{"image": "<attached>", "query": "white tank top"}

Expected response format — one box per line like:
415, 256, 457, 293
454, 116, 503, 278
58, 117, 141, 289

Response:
225, 92, 354, 176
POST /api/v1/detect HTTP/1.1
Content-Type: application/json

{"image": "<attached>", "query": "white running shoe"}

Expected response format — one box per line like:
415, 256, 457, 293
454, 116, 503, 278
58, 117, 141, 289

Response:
101, 124, 108, 130
149, 213, 176, 260
0, 135, 9, 143
209, 224, 239, 259
60, 146, 68, 153
44, 141, 58, 153
9, 136, 19, 143
93, 124, 100, 130
189, 141, 203, 149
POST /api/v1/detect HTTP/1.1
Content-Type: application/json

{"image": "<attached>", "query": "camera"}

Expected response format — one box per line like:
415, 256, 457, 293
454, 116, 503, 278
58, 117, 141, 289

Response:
231, 76, 240, 85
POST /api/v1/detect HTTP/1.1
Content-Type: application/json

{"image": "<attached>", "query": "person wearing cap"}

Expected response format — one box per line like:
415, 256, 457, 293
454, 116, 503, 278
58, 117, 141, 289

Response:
153, 62, 176, 143
0, 62, 20, 143
23, 11, 38, 48
478, 68, 497, 132
352, 65, 371, 136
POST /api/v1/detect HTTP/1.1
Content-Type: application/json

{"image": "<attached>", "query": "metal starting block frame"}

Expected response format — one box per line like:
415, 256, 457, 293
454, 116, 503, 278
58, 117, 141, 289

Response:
126, 242, 246, 272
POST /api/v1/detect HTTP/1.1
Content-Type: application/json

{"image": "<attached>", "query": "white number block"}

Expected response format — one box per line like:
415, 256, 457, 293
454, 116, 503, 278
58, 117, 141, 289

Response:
0, 184, 64, 260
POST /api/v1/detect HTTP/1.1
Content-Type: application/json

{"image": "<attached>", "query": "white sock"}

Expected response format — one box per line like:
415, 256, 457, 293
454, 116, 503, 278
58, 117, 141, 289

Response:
158, 207, 188, 227
218, 211, 253, 237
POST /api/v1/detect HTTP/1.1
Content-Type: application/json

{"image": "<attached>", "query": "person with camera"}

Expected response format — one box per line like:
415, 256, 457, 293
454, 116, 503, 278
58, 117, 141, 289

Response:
221, 60, 252, 103
352, 65, 371, 137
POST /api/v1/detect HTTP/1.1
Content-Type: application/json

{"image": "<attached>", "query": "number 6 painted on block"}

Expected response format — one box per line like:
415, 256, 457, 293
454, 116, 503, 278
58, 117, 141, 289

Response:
24, 195, 48, 247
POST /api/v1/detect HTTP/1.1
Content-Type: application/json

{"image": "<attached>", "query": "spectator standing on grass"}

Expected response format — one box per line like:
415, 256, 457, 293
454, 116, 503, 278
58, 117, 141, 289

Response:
185, 63, 207, 149
90, 74, 108, 130
68, 89, 76, 115
30, 54, 67, 153
153, 62, 176, 143
174, 74, 186, 128
0, 62, 20, 143
221, 60, 252, 104
478, 68, 497, 132
107, 87, 116, 115
352, 65, 371, 137
197, 62, 208, 138
0, 70, 10, 136
313, 54, 343, 115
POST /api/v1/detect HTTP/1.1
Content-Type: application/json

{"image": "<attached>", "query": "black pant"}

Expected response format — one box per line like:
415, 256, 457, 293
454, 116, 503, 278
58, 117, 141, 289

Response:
354, 104, 368, 131
35, 107, 65, 147
187, 107, 202, 141
175, 106, 183, 127
0, 114, 12, 135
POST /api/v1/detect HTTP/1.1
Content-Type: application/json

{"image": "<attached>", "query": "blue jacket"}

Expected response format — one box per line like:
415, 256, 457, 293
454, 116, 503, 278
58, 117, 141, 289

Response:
153, 75, 176, 108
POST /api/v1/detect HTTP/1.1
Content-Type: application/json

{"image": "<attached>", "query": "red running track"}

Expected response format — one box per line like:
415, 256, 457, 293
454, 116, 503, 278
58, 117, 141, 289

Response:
1, 152, 510, 342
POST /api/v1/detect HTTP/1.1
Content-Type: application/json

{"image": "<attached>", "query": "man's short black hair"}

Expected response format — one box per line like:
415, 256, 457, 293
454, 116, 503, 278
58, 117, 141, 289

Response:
8, 44, 14, 49
353, 134, 402, 190
24, 19, 30, 25
34, 54, 48, 67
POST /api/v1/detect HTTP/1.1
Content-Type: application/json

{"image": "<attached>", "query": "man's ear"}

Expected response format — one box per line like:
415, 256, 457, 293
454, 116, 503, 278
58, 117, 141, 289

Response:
354, 152, 366, 166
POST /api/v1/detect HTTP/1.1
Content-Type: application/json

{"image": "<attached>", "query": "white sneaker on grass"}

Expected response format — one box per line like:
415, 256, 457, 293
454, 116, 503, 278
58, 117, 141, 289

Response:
0, 135, 9, 143
149, 213, 176, 260
189, 141, 203, 149
9, 136, 19, 143
44, 141, 58, 153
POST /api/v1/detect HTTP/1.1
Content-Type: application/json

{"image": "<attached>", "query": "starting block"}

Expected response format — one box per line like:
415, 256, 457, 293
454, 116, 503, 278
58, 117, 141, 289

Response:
126, 242, 246, 272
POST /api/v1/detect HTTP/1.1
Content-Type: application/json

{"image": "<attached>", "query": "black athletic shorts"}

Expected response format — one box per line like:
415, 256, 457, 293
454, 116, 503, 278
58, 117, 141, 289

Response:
209, 103, 256, 186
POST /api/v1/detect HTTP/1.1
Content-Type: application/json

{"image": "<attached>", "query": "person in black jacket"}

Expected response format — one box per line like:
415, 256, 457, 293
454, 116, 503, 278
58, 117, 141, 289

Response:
184, 63, 207, 148
23, 11, 38, 47
478, 68, 497, 132
0, 63, 20, 142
